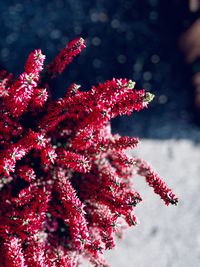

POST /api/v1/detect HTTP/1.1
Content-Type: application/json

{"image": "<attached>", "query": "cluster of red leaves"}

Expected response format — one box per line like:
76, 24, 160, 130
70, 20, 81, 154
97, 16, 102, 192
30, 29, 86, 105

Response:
0, 37, 178, 267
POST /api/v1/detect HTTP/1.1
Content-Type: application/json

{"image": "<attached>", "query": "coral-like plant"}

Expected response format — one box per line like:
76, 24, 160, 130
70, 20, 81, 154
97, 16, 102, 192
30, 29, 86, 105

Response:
0, 37, 178, 267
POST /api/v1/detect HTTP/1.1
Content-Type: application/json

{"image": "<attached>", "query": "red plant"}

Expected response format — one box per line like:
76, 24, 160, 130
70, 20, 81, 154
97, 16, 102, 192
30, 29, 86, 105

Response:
0, 37, 178, 267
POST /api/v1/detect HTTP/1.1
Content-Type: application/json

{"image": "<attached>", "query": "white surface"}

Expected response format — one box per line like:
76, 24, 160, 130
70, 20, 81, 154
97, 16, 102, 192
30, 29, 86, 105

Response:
104, 139, 200, 267
83, 137, 200, 267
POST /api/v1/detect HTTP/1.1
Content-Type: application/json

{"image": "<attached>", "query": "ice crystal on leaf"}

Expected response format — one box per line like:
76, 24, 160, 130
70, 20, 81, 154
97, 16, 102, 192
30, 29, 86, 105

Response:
0, 37, 178, 267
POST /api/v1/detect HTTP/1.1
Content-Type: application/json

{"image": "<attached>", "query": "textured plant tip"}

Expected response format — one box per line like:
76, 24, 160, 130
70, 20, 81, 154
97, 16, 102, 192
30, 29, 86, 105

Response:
47, 37, 86, 76
127, 80, 136, 89
144, 92, 155, 103
0, 37, 178, 267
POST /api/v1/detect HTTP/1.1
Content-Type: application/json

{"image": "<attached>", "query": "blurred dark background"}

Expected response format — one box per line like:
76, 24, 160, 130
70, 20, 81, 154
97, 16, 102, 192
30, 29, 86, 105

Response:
0, 0, 199, 139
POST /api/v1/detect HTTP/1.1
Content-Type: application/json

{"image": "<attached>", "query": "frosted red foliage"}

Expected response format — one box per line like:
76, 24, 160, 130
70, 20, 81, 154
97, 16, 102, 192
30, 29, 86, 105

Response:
0, 37, 178, 267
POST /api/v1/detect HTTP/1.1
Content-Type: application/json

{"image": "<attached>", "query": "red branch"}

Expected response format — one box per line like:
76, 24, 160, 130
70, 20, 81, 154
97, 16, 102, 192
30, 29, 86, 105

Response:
0, 37, 178, 267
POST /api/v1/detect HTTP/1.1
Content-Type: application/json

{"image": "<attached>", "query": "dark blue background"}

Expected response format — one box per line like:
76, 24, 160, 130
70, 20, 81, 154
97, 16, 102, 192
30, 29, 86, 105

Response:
0, 0, 195, 138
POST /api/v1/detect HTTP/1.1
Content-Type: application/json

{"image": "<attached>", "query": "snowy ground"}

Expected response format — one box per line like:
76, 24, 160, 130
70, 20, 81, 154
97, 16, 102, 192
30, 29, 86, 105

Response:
104, 125, 200, 267
79, 121, 200, 267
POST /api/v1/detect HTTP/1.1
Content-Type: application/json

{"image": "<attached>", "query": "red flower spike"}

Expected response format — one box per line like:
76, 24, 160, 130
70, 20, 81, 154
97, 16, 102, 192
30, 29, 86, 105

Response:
3, 236, 27, 267
17, 166, 36, 182
25, 49, 45, 76
0, 70, 13, 98
108, 136, 139, 151
3, 50, 45, 117
57, 149, 91, 173
30, 88, 48, 108
135, 158, 178, 205
41, 146, 57, 166
0, 37, 178, 267
54, 170, 90, 251
48, 37, 86, 76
